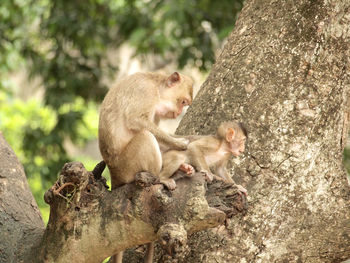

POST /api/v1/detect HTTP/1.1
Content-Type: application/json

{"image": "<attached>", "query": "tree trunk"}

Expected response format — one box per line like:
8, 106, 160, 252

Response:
1, 0, 350, 262
175, 0, 350, 262
0, 133, 45, 263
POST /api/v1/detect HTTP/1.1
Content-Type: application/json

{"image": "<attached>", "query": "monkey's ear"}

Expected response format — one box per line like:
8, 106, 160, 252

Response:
166, 72, 181, 87
226, 128, 235, 142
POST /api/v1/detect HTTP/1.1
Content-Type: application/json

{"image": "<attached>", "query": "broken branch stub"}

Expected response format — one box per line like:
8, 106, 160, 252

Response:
40, 162, 247, 263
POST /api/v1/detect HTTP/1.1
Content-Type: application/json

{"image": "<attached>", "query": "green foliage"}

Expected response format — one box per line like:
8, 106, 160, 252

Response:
0, 90, 55, 223
126, 0, 244, 70
0, 92, 56, 163
343, 147, 350, 175
0, 89, 102, 223
1, 0, 244, 184
27, 173, 50, 223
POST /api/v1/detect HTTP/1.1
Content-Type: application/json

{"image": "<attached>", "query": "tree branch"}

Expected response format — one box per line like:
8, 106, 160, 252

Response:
37, 162, 247, 263
0, 133, 45, 263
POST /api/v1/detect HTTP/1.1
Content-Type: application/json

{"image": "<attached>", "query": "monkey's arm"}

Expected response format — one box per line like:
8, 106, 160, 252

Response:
160, 134, 203, 152
187, 142, 214, 181
129, 117, 188, 150
214, 159, 234, 183
158, 150, 187, 190
214, 159, 247, 195
173, 134, 205, 142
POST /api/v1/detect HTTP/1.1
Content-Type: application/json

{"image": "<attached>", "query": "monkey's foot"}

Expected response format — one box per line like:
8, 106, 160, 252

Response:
179, 163, 195, 176
135, 172, 159, 188
200, 170, 214, 182
213, 175, 225, 182
160, 178, 177, 190
212, 178, 247, 197
236, 184, 248, 196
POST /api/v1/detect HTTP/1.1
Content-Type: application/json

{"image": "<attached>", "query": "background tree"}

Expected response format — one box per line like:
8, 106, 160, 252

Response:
173, 0, 350, 262
0, 0, 350, 262
0, 0, 243, 221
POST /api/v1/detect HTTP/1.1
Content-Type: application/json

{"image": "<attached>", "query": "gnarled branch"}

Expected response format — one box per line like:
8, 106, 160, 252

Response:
38, 162, 247, 263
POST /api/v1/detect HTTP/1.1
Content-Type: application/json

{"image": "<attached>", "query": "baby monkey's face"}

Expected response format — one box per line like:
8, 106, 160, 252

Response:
228, 131, 246, 157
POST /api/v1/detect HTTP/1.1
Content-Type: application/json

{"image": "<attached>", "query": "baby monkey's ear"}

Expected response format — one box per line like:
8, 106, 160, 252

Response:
226, 128, 235, 142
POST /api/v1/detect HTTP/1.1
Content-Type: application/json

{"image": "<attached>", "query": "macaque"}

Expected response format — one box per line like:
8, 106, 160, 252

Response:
98, 72, 193, 263
98, 72, 193, 188
159, 121, 247, 194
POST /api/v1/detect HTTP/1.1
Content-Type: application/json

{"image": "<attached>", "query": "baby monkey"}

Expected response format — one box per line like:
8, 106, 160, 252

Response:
143, 122, 247, 263
159, 121, 247, 194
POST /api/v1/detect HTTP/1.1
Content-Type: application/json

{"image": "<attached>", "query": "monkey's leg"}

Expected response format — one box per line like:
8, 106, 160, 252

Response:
109, 131, 162, 262
109, 221, 157, 263
144, 242, 155, 263
216, 167, 248, 196
179, 163, 195, 176
109, 252, 123, 263
159, 151, 186, 190
187, 145, 214, 182
111, 130, 162, 188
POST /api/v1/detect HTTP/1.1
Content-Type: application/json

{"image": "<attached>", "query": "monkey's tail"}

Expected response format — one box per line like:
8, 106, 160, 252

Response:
92, 160, 109, 189
92, 160, 106, 180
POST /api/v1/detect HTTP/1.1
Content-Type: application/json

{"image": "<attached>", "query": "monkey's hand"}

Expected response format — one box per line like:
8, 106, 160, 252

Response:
135, 172, 159, 188
160, 178, 177, 190
172, 138, 189, 150
179, 163, 195, 176
213, 175, 225, 182
200, 170, 214, 182
236, 184, 248, 196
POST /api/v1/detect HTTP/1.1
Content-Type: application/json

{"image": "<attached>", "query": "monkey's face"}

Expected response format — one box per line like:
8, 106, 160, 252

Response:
157, 72, 193, 119
227, 132, 246, 157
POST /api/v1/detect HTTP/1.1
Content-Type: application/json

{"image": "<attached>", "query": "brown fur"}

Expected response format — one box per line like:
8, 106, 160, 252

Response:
159, 122, 247, 191
98, 72, 193, 188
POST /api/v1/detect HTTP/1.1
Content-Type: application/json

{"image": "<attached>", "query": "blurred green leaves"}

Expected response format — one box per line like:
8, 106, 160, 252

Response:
0, 90, 100, 222
124, 0, 244, 70
0, 0, 244, 183
1, 0, 244, 222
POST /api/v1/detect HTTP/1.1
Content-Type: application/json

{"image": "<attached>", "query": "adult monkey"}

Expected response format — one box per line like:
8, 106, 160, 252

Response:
98, 71, 193, 262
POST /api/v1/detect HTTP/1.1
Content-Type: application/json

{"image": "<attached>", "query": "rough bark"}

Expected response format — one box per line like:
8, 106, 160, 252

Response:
0, 133, 247, 263
0, 133, 45, 263
2, 0, 350, 262
39, 164, 246, 263
175, 0, 350, 262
